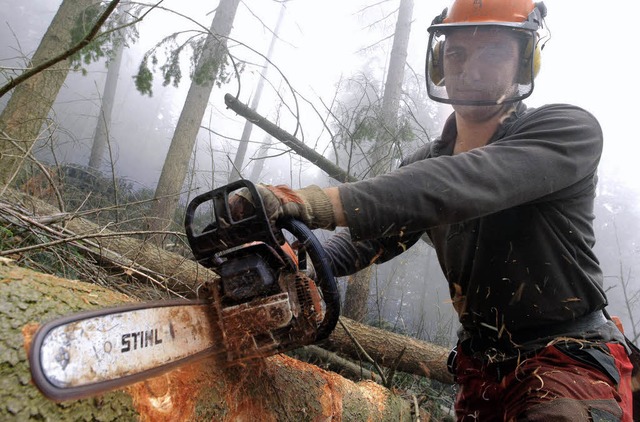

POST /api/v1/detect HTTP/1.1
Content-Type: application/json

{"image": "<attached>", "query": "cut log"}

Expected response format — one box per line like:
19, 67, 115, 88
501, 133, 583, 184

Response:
1, 260, 428, 421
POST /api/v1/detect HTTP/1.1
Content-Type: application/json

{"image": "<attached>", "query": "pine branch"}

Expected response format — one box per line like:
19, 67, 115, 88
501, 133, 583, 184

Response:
0, 0, 120, 99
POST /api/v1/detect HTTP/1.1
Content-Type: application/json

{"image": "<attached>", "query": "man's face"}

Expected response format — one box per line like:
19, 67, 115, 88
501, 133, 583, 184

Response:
442, 27, 521, 121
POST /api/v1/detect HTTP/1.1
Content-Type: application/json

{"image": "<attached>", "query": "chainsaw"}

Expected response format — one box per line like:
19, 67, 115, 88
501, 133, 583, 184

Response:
28, 180, 340, 402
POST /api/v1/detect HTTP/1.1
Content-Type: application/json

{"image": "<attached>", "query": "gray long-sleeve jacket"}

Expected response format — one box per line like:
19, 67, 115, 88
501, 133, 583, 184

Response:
324, 102, 622, 345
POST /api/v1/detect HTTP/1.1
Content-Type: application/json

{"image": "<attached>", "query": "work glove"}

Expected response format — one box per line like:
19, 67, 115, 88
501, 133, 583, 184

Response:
229, 184, 335, 230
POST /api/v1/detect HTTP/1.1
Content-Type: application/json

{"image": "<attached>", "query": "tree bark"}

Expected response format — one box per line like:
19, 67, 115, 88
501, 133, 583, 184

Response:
2, 260, 428, 421
0, 0, 102, 188
381, 0, 414, 127
342, 267, 373, 322
326, 318, 453, 385
88, 5, 131, 171
149, 0, 240, 233
224, 94, 359, 183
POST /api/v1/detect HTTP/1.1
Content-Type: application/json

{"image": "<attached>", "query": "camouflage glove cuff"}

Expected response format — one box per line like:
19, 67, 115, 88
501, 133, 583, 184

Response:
246, 184, 334, 230
294, 185, 335, 230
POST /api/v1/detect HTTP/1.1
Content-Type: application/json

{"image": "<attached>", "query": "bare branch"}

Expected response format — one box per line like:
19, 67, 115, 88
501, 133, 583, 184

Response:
224, 93, 359, 183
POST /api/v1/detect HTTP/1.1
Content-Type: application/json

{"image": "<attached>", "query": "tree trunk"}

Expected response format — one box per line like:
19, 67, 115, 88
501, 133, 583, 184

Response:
380, 0, 414, 127
87, 45, 122, 171
326, 318, 453, 385
248, 133, 273, 182
88, 5, 130, 171
149, 0, 240, 233
342, 267, 373, 322
228, 4, 285, 183
0, 0, 99, 188
349, 0, 415, 320
2, 260, 428, 421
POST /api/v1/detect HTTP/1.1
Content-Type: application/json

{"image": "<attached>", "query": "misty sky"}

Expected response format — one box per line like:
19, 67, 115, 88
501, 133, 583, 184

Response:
2, 1, 636, 190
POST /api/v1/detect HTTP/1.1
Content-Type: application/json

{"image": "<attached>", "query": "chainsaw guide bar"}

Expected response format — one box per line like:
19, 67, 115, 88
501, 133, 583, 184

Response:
29, 299, 219, 401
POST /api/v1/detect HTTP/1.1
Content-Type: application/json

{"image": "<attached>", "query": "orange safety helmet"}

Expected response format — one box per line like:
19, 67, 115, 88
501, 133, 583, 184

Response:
443, 0, 540, 27
426, 0, 547, 105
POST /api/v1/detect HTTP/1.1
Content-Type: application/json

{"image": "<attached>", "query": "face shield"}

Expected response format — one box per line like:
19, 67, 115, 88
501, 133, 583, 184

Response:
426, 25, 538, 106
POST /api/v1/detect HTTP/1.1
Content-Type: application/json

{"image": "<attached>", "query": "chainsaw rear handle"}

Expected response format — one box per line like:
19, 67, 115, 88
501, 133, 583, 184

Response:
185, 180, 340, 341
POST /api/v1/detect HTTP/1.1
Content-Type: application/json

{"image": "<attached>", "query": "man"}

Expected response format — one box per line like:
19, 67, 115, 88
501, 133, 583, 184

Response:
231, 0, 634, 419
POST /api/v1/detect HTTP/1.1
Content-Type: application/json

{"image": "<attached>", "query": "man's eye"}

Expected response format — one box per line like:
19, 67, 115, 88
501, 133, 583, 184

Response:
480, 46, 512, 61
444, 49, 464, 61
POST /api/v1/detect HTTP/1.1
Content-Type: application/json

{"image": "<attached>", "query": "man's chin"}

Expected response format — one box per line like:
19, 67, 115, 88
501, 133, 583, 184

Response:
453, 103, 506, 123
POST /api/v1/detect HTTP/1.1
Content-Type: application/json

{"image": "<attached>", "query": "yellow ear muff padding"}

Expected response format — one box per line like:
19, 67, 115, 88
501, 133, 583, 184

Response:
428, 40, 445, 86
517, 38, 541, 83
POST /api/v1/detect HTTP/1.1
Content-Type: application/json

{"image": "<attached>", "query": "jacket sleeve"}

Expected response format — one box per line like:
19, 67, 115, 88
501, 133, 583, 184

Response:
322, 229, 424, 277
337, 104, 603, 241
321, 143, 434, 277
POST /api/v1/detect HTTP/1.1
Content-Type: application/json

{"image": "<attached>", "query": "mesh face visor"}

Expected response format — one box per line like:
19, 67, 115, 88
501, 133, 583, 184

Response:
425, 26, 537, 106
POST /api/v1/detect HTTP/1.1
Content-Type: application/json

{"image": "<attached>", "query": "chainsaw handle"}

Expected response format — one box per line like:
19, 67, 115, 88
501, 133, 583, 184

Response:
280, 218, 340, 341
185, 180, 295, 270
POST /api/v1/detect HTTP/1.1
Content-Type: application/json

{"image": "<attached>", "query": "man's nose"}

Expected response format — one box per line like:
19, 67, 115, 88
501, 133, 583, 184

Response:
461, 55, 483, 81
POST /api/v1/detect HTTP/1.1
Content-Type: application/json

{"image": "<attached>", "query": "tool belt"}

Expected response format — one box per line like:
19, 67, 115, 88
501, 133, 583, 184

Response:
511, 310, 608, 344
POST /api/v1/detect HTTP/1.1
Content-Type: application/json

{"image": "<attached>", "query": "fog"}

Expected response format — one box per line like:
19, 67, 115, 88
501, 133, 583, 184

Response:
1, 0, 639, 344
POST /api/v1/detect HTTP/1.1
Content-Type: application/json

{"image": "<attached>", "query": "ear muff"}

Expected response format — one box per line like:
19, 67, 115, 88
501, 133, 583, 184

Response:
428, 40, 445, 86
517, 37, 541, 84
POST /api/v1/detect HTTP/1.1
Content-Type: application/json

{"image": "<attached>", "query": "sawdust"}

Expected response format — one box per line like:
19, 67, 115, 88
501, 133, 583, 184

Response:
126, 359, 207, 422
21, 322, 39, 354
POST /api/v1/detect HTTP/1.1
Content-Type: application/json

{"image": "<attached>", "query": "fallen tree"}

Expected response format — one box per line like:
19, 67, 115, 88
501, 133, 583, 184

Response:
0, 188, 218, 299
325, 319, 452, 385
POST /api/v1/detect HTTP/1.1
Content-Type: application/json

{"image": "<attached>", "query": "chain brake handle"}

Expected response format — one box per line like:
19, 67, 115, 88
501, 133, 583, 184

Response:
184, 180, 339, 341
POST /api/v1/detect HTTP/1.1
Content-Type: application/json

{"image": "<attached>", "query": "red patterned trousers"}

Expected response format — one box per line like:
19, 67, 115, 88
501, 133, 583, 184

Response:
453, 342, 633, 421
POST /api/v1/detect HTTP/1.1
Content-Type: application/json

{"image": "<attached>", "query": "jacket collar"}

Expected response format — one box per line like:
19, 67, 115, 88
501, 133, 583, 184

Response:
430, 102, 528, 157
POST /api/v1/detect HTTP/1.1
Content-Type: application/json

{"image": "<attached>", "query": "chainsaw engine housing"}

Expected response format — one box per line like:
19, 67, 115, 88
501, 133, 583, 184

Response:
184, 180, 340, 363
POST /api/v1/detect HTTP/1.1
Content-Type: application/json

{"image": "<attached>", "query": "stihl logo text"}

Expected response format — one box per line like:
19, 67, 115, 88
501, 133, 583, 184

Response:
121, 329, 163, 352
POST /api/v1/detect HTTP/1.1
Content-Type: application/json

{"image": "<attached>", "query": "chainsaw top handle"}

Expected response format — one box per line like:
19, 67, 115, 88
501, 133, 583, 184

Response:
184, 180, 340, 341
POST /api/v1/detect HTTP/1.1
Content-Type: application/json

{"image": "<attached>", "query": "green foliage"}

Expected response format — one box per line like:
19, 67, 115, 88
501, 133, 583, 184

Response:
348, 104, 416, 148
133, 30, 244, 96
69, 3, 140, 74
133, 55, 155, 96
70, 3, 106, 70
0, 226, 13, 249
160, 44, 184, 88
